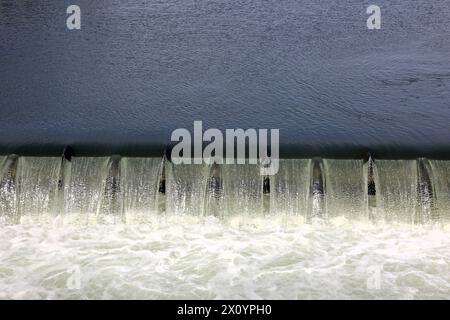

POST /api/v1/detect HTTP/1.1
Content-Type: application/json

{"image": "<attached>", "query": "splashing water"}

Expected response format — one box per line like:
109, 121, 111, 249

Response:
0, 218, 450, 299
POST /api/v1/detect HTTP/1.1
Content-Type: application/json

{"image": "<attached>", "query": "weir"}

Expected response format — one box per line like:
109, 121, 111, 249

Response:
0, 155, 450, 225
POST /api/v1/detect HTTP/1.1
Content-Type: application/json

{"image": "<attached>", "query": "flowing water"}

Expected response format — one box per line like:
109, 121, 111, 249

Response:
1, 156, 450, 299
1, 221, 450, 300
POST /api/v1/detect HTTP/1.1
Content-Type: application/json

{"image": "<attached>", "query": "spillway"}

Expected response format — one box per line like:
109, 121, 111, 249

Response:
1, 154, 450, 300
1, 155, 450, 225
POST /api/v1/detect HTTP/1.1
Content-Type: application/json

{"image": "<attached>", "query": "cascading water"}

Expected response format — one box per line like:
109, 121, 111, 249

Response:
16, 157, 61, 224
1, 154, 450, 299
63, 157, 110, 225
121, 157, 164, 223
1, 155, 450, 225
166, 162, 209, 217
308, 159, 326, 222
323, 159, 367, 221
429, 160, 450, 224
0, 156, 6, 174
0, 155, 19, 224
204, 162, 226, 219
270, 159, 310, 218
416, 158, 436, 224
222, 164, 264, 218
373, 160, 418, 224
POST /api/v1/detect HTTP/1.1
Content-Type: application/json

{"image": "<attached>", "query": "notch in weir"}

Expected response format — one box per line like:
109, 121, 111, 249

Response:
311, 159, 325, 196
261, 157, 271, 195
62, 146, 74, 162
263, 176, 270, 195
308, 158, 325, 220
416, 158, 436, 223
366, 154, 376, 197
260, 158, 272, 214
105, 155, 121, 197
365, 154, 377, 220
262, 175, 271, 215
207, 161, 222, 199
158, 154, 166, 194
58, 147, 73, 191
98, 156, 124, 222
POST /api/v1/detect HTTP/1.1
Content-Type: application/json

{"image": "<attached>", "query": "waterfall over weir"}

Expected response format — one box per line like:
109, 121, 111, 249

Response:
0, 155, 449, 225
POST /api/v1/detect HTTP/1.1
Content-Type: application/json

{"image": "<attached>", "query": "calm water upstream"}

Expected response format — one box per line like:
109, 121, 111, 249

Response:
0, 0, 450, 156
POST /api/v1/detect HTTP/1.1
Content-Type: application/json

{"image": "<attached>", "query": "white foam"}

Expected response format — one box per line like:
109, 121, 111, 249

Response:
0, 218, 449, 299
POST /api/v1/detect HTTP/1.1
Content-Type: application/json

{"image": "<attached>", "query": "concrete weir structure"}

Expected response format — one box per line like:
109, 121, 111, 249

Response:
1, 150, 449, 225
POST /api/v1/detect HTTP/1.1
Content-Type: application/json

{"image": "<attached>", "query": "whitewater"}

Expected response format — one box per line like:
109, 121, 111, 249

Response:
1, 217, 449, 300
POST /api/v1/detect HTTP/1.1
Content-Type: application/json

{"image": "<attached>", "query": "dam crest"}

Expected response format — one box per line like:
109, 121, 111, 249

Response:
1, 155, 449, 225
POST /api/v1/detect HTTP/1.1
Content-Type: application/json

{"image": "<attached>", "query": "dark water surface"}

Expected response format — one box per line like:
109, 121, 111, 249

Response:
1, 0, 450, 157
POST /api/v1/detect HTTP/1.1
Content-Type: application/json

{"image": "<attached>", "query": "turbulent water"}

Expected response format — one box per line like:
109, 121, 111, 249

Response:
1, 218, 450, 299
